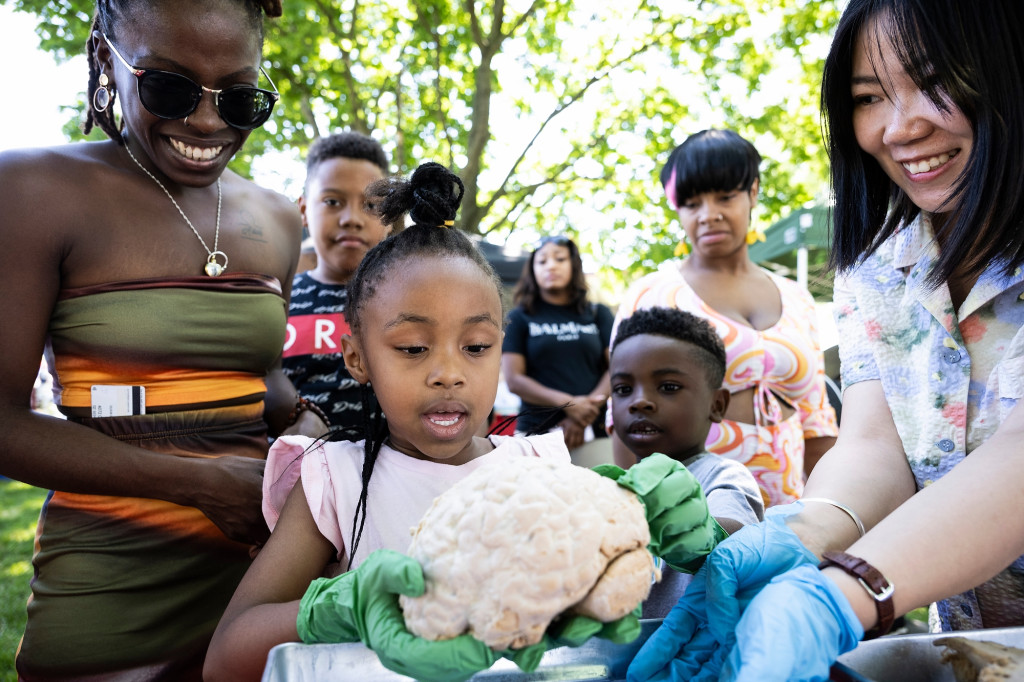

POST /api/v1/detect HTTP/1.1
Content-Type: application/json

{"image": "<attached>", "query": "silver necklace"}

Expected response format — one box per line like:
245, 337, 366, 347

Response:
123, 144, 228, 276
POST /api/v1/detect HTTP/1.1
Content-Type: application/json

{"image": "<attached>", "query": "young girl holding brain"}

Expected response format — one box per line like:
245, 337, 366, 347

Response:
205, 163, 726, 681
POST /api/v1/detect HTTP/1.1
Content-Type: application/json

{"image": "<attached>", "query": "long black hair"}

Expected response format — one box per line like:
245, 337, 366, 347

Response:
823, 0, 1024, 284
84, 0, 282, 141
512, 235, 590, 316
339, 162, 503, 565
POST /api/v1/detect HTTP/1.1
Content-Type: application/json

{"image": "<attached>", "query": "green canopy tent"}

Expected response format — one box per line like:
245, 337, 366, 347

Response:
748, 204, 831, 288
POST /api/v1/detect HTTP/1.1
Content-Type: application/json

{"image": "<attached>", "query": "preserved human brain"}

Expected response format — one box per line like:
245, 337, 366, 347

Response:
400, 456, 659, 650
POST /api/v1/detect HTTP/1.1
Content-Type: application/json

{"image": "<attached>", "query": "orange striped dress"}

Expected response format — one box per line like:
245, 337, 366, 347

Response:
17, 274, 286, 681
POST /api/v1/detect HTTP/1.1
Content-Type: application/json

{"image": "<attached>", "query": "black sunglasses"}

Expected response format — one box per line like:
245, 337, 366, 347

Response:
104, 34, 280, 130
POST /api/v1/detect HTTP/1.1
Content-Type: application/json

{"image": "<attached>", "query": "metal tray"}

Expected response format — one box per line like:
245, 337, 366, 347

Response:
262, 620, 659, 682
262, 621, 1024, 682
832, 625, 1024, 682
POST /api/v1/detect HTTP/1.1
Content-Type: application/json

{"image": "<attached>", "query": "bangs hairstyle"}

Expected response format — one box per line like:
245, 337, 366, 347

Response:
512, 236, 590, 316
612, 307, 727, 389
823, 0, 1024, 284
659, 129, 761, 210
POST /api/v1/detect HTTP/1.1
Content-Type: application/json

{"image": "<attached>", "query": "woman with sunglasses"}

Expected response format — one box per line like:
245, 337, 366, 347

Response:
0, 1, 317, 679
501, 235, 615, 455
611, 130, 838, 508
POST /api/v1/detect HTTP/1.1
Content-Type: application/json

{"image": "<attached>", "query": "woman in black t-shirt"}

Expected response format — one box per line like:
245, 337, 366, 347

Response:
501, 236, 614, 451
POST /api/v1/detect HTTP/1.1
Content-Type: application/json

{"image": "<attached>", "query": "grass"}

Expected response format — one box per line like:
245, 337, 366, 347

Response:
0, 479, 46, 682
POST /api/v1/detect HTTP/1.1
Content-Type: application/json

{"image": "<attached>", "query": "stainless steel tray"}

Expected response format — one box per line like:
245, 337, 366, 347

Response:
832, 625, 1024, 682
262, 621, 1024, 682
261, 620, 659, 681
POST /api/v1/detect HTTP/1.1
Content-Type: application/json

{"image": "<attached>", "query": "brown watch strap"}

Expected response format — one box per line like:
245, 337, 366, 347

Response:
819, 550, 895, 639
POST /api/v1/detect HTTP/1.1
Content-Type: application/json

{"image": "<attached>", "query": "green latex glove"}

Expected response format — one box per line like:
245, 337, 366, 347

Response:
501, 606, 642, 673
594, 453, 728, 573
297, 549, 500, 682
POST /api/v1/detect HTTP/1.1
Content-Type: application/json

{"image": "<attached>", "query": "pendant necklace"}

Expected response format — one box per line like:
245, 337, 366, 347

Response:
123, 144, 228, 276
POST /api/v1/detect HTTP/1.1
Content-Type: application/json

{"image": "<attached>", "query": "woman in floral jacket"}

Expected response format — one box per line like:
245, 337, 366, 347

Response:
628, 1, 1024, 680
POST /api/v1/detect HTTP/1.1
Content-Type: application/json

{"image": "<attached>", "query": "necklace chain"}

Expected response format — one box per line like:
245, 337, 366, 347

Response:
123, 144, 227, 276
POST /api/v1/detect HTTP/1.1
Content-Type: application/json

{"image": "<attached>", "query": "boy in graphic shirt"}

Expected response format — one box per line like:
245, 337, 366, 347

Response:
282, 133, 392, 429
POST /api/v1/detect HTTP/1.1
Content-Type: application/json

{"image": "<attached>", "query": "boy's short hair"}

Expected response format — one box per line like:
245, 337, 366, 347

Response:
305, 131, 389, 180
612, 307, 726, 389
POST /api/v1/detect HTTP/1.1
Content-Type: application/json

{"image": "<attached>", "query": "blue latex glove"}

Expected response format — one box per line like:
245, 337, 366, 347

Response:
628, 501, 818, 681
704, 500, 818, 645
627, 566, 726, 682
298, 549, 499, 682
720, 564, 865, 682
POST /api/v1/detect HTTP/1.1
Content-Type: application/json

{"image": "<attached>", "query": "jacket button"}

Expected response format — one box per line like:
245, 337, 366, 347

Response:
937, 439, 955, 452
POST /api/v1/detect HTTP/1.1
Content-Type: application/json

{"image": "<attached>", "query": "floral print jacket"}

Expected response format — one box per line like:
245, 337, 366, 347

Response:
835, 212, 1024, 631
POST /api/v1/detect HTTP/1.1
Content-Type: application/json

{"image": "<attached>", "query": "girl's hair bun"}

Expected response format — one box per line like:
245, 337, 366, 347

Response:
369, 162, 465, 229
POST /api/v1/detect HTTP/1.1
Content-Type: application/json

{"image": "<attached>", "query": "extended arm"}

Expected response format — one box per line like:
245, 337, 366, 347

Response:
787, 380, 915, 559
813, 392, 1024, 631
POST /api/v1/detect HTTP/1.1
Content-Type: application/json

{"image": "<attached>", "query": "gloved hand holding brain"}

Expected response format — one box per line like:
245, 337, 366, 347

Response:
400, 456, 661, 650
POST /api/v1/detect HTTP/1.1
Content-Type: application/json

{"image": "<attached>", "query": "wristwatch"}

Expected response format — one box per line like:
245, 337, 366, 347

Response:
819, 550, 895, 639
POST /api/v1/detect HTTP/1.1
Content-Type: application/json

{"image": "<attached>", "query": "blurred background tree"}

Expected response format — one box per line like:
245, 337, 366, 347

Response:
3, 0, 840, 294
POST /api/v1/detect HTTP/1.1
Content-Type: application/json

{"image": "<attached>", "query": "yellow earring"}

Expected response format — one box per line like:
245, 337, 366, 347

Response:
746, 225, 766, 245
674, 238, 690, 257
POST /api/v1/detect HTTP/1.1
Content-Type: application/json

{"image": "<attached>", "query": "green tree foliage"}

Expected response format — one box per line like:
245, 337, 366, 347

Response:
4, 0, 840, 290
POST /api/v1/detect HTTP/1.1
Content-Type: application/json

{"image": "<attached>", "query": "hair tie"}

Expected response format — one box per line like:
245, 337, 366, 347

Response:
441, 220, 454, 228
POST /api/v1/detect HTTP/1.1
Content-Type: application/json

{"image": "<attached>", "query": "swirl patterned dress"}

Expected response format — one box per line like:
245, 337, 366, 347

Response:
612, 265, 837, 507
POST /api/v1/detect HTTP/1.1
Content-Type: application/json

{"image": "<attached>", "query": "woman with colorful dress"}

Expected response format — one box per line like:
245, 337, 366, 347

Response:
0, 1, 323, 678
612, 129, 838, 507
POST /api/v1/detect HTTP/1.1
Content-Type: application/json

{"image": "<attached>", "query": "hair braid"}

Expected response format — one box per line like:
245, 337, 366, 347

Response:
345, 383, 388, 566
84, 7, 123, 142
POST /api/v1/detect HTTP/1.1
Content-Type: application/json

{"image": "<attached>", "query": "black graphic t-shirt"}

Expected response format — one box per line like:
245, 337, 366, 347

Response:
502, 299, 614, 434
282, 272, 365, 429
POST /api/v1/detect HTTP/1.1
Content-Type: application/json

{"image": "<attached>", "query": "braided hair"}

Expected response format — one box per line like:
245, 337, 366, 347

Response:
338, 162, 503, 565
612, 307, 727, 390
84, 0, 283, 141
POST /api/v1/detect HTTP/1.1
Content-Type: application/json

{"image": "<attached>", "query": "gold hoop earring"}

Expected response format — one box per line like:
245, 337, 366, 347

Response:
93, 73, 111, 112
